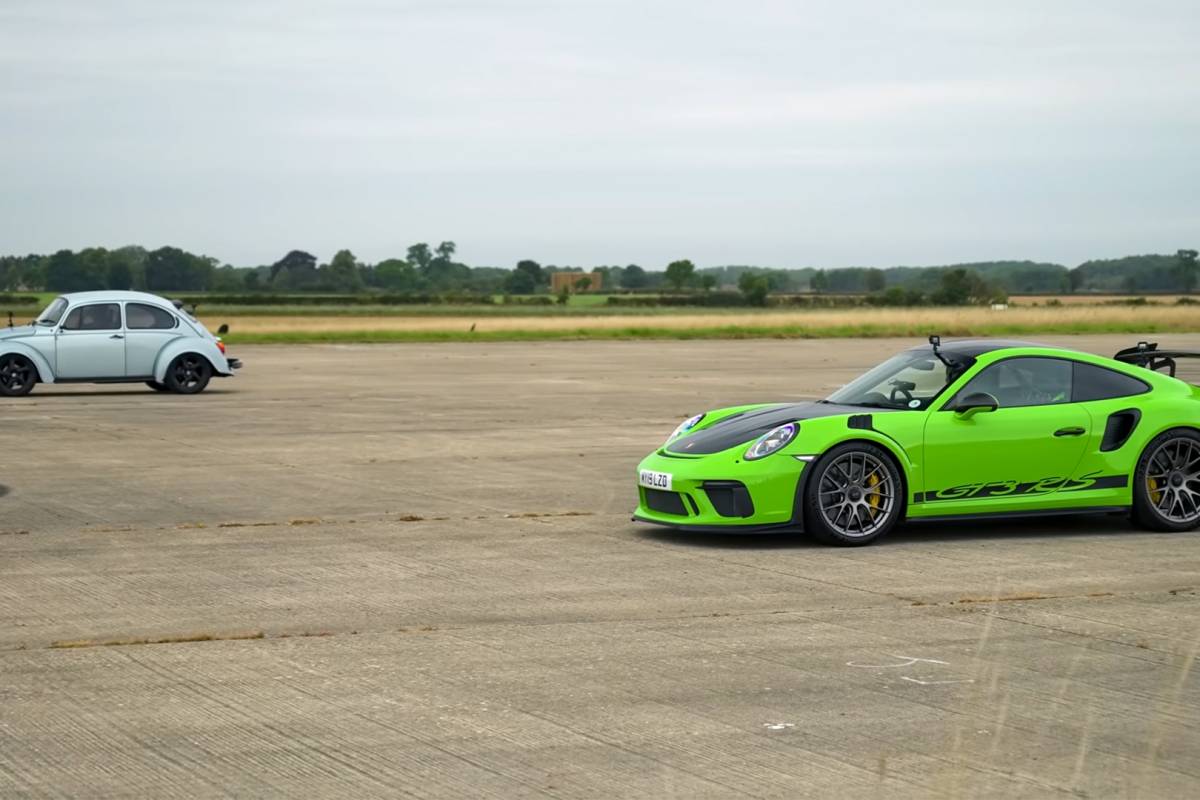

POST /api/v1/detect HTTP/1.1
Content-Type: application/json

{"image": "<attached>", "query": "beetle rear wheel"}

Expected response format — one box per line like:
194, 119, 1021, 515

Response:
804, 442, 903, 546
165, 354, 212, 395
0, 354, 36, 397
1133, 429, 1200, 532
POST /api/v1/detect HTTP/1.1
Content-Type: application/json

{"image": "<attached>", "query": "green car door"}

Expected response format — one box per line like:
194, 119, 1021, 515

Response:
917, 356, 1094, 516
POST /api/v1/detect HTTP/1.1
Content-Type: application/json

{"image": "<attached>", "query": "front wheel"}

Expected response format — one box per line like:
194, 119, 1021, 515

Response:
164, 354, 212, 395
0, 354, 36, 397
1132, 428, 1200, 532
803, 442, 904, 546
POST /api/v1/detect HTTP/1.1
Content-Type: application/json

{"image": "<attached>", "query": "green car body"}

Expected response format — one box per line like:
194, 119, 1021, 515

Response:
634, 339, 1200, 544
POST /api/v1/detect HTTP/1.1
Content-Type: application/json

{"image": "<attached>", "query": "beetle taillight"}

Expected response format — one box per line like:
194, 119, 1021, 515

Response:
216, 340, 226, 354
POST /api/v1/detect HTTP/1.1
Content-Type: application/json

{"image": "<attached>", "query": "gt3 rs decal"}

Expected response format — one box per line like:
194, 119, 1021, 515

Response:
913, 472, 1128, 503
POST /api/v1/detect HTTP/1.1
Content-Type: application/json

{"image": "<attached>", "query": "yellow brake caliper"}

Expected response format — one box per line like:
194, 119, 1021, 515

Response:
1148, 476, 1162, 505
867, 472, 882, 519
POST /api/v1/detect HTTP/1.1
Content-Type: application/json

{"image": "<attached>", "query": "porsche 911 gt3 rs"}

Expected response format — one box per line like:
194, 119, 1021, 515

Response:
634, 338, 1200, 545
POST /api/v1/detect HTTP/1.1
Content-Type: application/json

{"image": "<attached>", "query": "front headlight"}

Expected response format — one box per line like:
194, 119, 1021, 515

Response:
667, 413, 705, 442
744, 422, 798, 460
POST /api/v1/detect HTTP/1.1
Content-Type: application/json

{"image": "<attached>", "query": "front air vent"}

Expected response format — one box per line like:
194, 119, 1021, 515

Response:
702, 481, 755, 518
848, 415, 873, 430
644, 488, 688, 516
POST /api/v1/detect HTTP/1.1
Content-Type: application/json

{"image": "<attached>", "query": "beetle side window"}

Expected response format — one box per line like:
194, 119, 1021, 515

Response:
951, 357, 1073, 409
1072, 362, 1150, 402
61, 303, 121, 331
125, 303, 177, 330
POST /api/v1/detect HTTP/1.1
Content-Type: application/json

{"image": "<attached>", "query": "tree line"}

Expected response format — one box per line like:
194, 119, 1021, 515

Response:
1, 243, 1195, 299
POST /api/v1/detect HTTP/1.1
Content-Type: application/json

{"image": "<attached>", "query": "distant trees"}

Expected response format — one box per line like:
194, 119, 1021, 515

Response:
1072, 254, 1179, 293
505, 259, 544, 294
809, 270, 828, 293
930, 268, 1006, 306
374, 259, 418, 291
324, 249, 364, 292
144, 247, 215, 291
3, 243, 1196, 299
269, 250, 318, 289
864, 268, 886, 293
738, 271, 770, 306
664, 259, 696, 292
619, 264, 647, 289
1175, 249, 1198, 294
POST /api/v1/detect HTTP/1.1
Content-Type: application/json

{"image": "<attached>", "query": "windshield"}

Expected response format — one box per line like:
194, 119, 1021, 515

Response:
825, 349, 972, 410
35, 297, 68, 326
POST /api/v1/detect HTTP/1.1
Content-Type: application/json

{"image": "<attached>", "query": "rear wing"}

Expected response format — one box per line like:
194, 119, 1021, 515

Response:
1114, 341, 1200, 379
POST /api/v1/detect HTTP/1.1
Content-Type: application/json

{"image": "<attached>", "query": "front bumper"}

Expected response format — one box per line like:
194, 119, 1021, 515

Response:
633, 450, 808, 533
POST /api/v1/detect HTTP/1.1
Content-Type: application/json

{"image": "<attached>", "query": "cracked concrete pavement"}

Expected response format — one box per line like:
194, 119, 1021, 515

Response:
2, 337, 1199, 798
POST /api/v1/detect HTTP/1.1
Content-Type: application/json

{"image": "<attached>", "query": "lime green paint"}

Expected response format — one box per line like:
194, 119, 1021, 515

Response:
635, 344, 1200, 530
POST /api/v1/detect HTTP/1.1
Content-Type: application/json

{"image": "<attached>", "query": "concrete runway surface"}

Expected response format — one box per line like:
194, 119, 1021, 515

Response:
2, 336, 1198, 798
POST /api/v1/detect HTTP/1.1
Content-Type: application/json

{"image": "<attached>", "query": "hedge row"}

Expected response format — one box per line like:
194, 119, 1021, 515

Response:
0, 294, 40, 304
176, 293, 499, 306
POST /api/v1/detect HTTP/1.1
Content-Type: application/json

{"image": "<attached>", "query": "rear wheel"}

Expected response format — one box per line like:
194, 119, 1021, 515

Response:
164, 354, 212, 395
1132, 428, 1200, 532
0, 354, 36, 397
803, 442, 904, 546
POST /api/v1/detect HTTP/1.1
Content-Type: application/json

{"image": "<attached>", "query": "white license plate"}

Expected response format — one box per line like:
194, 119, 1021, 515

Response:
639, 470, 673, 491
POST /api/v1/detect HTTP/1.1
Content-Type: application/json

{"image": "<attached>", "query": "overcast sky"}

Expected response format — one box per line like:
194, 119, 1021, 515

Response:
1, 0, 1197, 269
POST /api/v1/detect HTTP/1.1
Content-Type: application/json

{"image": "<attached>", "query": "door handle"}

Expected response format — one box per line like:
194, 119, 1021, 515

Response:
1054, 426, 1085, 437
109, 334, 124, 340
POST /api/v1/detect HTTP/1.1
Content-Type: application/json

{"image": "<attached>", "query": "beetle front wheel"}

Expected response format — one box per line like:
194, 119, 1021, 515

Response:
0, 354, 36, 397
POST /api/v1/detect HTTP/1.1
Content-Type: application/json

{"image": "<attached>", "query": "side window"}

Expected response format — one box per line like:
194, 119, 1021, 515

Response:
61, 303, 121, 331
1072, 362, 1150, 402
126, 303, 177, 330
953, 357, 1073, 409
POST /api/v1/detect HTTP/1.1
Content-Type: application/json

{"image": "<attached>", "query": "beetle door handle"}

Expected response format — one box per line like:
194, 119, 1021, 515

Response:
1054, 426, 1085, 437
109, 334, 124, 340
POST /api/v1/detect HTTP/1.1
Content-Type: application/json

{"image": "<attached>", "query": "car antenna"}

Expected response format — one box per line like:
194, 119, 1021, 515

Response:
929, 334, 952, 368
7, 311, 12, 328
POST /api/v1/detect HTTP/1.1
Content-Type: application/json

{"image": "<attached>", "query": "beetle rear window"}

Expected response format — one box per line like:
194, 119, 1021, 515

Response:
126, 303, 177, 330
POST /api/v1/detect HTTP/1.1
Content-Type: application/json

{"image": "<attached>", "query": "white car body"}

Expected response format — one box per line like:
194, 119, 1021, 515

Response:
0, 291, 239, 395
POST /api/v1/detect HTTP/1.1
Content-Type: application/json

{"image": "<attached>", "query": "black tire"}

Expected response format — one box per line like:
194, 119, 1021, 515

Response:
803, 442, 905, 546
164, 354, 212, 395
145, 381, 170, 392
0, 354, 37, 397
1132, 428, 1200, 532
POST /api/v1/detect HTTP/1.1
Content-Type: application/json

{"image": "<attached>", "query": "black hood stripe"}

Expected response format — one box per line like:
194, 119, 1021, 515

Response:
665, 402, 889, 455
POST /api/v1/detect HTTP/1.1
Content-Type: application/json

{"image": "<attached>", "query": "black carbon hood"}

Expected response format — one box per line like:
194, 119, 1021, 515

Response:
665, 402, 878, 456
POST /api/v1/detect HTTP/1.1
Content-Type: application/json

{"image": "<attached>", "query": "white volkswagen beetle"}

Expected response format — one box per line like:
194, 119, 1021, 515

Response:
0, 291, 240, 396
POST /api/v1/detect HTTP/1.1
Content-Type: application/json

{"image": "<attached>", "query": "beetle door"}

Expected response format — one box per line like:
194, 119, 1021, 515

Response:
55, 303, 125, 379
123, 302, 180, 377
918, 357, 1093, 515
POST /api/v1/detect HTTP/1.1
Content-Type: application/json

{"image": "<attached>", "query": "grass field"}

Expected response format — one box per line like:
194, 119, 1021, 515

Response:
207, 305, 1200, 343
4, 293, 1195, 342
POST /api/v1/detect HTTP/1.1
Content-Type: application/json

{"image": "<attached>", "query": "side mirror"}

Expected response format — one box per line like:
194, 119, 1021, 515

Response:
952, 392, 998, 419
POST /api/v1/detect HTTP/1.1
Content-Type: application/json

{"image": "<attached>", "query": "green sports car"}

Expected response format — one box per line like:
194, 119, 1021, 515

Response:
634, 338, 1200, 545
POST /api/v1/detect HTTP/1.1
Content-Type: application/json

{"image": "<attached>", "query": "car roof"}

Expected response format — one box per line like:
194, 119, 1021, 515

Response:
57, 290, 177, 308
907, 338, 1078, 357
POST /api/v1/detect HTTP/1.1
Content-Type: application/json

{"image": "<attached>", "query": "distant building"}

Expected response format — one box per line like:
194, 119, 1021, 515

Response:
550, 271, 603, 293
